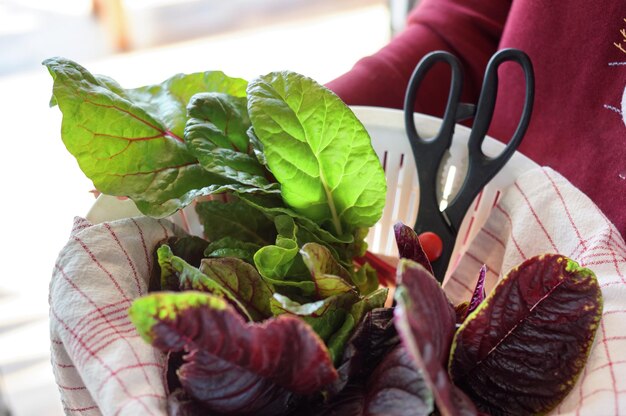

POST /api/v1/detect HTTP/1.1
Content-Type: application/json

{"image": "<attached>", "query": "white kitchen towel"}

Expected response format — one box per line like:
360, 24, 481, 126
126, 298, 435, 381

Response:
49, 216, 185, 415
446, 167, 626, 415
49, 167, 626, 415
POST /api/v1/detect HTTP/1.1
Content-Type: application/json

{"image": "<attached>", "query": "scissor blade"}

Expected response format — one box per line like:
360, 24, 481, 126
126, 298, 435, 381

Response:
436, 149, 467, 213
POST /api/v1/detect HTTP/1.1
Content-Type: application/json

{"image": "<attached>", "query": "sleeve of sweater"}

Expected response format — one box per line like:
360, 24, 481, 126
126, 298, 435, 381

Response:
326, 0, 512, 117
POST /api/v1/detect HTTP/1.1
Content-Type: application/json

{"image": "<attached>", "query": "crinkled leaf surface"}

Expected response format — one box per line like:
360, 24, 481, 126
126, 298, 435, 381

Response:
253, 216, 317, 295
300, 243, 355, 299
247, 71, 386, 235
129, 292, 337, 415
44, 57, 247, 217
196, 199, 275, 245
270, 293, 350, 342
449, 254, 602, 415
157, 245, 252, 320
185, 93, 277, 190
394, 259, 475, 416
326, 288, 389, 364
394, 222, 433, 276
254, 215, 300, 280
317, 344, 432, 416
204, 236, 260, 264
199, 257, 274, 321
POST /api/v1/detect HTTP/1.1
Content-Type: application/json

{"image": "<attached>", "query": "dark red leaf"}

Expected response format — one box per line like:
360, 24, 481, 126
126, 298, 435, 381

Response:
328, 308, 399, 397
167, 388, 212, 416
394, 259, 476, 416
130, 292, 337, 415
393, 222, 434, 276
465, 265, 487, 320
454, 302, 470, 325
449, 254, 603, 415
317, 344, 433, 416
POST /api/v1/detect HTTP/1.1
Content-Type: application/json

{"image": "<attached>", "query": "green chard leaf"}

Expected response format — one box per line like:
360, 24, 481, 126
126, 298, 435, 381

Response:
43, 57, 248, 217
196, 199, 276, 245
449, 254, 603, 415
270, 293, 351, 343
247, 71, 387, 236
185, 93, 278, 191
204, 236, 261, 264
352, 262, 380, 296
238, 193, 354, 245
254, 215, 315, 294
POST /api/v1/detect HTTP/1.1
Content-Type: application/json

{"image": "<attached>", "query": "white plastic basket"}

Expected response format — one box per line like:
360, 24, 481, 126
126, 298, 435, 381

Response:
86, 106, 538, 279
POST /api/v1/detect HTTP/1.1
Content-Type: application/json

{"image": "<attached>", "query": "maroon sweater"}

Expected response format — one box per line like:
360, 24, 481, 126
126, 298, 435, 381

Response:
327, 0, 626, 237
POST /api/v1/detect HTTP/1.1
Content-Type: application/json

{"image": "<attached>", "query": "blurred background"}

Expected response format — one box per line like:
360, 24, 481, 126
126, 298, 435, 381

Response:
0, 0, 416, 414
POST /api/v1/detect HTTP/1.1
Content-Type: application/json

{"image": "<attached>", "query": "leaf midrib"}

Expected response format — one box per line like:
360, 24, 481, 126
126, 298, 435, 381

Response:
463, 277, 567, 377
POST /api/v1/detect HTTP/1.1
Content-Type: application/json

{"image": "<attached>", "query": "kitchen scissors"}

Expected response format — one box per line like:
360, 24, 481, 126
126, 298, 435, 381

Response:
404, 48, 535, 282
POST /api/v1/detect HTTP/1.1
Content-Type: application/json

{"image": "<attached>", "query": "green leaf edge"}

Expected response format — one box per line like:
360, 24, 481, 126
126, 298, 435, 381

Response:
129, 291, 227, 344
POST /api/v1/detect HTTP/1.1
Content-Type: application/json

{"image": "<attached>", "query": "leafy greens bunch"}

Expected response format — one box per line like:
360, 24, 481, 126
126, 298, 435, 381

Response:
45, 57, 391, 414
46, 58, 603, 416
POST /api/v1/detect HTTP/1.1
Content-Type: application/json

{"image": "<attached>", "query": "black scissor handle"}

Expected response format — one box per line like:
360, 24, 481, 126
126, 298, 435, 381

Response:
404, 51, 466, 150
444, 48, 535, 231
404, 51, 467, 263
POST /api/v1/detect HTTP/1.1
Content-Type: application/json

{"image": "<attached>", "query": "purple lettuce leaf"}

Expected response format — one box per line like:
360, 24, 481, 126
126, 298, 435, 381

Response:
394, 259, 477, 416
393, 222, 433, 276
314, 344, 433, 416
327, 308, 399, 397
129, 292, 338, 415
167, 388, 213, 416
449, 254, 603, 415
464, 264, 487, 321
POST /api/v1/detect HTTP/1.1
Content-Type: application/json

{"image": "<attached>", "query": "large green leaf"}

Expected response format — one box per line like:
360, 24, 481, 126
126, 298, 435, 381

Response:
185, 93, 278, 191
195, 199, 275, 245
449, 254, 602, 415
247, 71, 386, 235
44, 57, 247, 217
